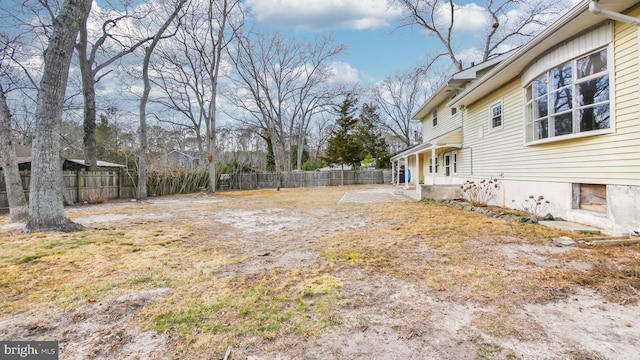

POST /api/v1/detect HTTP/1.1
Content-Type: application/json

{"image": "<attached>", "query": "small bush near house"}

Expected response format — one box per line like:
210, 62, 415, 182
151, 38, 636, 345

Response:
461, 178, 499, 207
515, 195, 550, 218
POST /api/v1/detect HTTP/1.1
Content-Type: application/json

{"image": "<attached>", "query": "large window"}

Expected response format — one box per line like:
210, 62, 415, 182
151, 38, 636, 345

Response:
525, 48, 610, 143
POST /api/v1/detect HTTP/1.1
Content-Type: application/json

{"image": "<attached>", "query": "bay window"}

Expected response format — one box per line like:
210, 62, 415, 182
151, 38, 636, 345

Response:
525, 48, 610, 143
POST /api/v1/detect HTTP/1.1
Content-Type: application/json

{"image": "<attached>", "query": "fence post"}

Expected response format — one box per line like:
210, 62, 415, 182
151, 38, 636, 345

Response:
118, 169, 122, 199
76, 170, 83, 202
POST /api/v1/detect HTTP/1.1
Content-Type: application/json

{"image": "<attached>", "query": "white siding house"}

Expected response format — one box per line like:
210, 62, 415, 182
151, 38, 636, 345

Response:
395, 0, 640, 235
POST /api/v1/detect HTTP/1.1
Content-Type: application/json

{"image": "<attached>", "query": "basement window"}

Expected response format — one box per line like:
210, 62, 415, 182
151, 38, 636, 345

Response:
572, 183, 607, 214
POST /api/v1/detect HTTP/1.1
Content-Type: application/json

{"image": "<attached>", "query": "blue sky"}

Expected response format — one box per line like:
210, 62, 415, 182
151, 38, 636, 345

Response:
243, 0, 581, 85
244, 0, 435, 84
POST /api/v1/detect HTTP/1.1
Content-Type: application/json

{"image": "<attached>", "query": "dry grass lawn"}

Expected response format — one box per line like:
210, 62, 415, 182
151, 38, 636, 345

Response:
0, 185, 639, 359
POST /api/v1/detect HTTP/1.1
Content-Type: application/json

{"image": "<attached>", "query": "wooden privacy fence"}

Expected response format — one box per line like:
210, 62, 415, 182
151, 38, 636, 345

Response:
0, 169, 392, 210
222, 169, 392, 190
0, 170, 138, 211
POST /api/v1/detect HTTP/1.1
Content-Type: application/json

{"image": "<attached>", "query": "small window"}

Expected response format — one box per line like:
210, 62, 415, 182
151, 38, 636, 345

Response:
451, 107, 457, 116
453, 153, 457, 174
428, 158, 439, 173
432, 109, 438, 127
490, 101, 503, 130
573, 183, 607, 214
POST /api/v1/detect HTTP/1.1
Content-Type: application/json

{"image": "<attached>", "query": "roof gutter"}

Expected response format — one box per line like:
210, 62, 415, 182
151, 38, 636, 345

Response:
589, 0, 640, 25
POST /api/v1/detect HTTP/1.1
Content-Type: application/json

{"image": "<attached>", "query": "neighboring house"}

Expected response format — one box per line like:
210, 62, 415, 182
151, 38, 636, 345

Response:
392, 0, 640, 235
159, 150, 200, 169
2, 145, 125, 171
63, 159, 126, 171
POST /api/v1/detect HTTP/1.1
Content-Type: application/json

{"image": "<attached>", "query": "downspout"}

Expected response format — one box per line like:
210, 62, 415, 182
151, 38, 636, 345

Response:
459, 104, 473, 176
590, 0, 640, 235
589, 1, 640, 25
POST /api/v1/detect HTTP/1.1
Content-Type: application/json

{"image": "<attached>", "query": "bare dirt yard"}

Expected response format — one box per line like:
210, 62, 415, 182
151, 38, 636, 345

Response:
1, 185, 639, 359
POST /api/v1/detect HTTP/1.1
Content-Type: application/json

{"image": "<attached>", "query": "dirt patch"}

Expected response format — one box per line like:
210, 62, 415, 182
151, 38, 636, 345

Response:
0, 288, 171, 359
1, 186, 639, 359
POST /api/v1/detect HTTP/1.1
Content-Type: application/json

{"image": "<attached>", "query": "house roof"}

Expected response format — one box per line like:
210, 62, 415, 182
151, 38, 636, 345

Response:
66, 159, 126, 168
450, 0, 640, 108
412, 50, 515, 120
7, 145, 125, 169
161, 150, 199, 159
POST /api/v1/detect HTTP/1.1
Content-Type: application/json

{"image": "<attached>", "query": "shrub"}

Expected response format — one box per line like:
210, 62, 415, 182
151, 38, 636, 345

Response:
85, 188, 106, 204
517, 195, 550, 217
460, 178, 499, 207
302, 158, 325, 171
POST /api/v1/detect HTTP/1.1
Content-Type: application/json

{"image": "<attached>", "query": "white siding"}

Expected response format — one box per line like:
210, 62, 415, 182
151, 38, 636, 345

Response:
424, 101, 462, 142
459, 16, 640, 186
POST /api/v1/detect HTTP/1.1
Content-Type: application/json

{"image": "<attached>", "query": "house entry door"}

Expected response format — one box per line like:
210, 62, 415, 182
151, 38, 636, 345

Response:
443, 151, 457, 178
444, 154, 451, 176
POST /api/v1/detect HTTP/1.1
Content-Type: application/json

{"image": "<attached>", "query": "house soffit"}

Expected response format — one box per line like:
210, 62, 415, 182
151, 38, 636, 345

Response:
392, 128, 462, 159
412, 51, 515, 120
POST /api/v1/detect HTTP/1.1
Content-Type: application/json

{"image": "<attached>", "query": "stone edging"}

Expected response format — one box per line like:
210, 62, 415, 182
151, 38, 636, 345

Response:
439, 199, 558, 224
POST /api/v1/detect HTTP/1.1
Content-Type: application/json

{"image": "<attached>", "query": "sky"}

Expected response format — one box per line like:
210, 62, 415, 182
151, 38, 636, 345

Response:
242, 0, 582, 86
243, 0, 435, 84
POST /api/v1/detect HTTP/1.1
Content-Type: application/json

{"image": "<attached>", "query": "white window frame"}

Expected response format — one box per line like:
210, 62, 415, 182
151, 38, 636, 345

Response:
524, 45, 614, 145
429, 157, 439, 174
453, 153, 457, 175
489, 100, 503, 131
432, 108, 438, 127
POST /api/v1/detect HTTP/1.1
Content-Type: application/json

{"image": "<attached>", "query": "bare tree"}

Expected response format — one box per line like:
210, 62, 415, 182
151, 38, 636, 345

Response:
0, 30, 37, 222
226, 31, 346, 172
396, 0, 572, 71
0, 84, 28, 222
307, 114, 333, 161
151, 0, 243, 191
369, 64, 442, 147
137, 0, 187, 200
25, 0, 92, 233
76, 2, 155, 170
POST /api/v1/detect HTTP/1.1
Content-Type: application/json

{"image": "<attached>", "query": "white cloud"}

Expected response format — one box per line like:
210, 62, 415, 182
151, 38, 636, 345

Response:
327, 61, 359, 84
245, 0, 402, 31
433, 2, 490, 34
456, 47, 483, 68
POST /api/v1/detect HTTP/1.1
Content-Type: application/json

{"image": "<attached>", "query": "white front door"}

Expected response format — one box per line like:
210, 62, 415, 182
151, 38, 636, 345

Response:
443, 151, 457, 183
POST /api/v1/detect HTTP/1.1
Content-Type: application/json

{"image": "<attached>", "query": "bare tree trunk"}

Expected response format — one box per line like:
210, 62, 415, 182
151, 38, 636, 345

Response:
138, 0, 187, 200
25, 0, 91, 233
138, 71, 149, 199
0, 84, 28, 222
78, 10, 98, 170
59, 156, 74, 206
208, 131, 217, 192
77, 8, 155, 172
